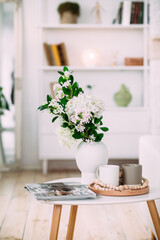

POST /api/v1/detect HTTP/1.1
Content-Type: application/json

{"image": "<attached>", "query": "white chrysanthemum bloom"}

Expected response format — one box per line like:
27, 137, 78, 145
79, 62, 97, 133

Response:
64, 71, 70, 78
49, 99, 64, 114
56, 126, 77, 148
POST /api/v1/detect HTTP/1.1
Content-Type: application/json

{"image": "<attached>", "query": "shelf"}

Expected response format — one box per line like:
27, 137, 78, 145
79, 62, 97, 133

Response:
38, 24, 149, 30
105, 107, 148, 112
40, 66, 149, 71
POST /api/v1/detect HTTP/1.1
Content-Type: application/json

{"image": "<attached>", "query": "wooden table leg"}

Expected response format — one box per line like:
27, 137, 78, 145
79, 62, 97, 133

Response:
147, 200, 160, 240
66, 205, 78, 240
49, 205, 62, 240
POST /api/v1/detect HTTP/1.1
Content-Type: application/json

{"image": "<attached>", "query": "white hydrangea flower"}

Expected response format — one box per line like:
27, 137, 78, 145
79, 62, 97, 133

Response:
65, 93, 104, 125
54, 83, 62, 91
56, 90, 65, 99
64, 71, 70, 78
75, 124, 85, 132
54, 83, 65, 99
85, 136, 95, 143
90, 134, 95, 141
63, 81, 71, 88
56, 126, 77, 148
49, 99, 64, 114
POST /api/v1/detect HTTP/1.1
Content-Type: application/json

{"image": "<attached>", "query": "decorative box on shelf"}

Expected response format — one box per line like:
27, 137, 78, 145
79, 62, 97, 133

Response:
124, 57, 144, 66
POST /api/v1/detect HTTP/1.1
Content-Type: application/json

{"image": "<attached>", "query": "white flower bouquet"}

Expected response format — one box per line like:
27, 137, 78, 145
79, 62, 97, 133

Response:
38, 67, 109, 148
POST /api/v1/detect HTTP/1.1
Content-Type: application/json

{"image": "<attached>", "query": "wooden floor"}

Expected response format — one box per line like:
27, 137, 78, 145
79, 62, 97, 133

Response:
0, 170, 155, 240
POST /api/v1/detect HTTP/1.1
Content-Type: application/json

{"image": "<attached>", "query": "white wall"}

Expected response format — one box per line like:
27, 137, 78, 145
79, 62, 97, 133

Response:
22, 0, 40, 168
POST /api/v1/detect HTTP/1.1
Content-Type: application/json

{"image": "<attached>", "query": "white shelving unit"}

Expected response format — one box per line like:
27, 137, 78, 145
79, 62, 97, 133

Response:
40, 66, 149, 71
38, 0, 150, 173
38, 24, 149, 29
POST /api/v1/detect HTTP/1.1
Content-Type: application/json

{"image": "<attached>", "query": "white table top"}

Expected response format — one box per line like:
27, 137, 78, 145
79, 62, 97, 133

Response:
44, 178, 160, 206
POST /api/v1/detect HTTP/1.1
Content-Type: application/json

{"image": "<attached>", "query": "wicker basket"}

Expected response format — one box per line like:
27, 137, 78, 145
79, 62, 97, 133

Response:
60, 11, 78, 24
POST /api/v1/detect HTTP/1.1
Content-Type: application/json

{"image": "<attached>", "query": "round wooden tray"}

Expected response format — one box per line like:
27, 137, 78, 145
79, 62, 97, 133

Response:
88, 183, 149, 196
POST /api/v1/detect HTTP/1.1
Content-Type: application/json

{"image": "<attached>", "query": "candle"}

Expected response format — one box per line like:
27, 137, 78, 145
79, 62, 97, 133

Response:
81, 48, 101, 67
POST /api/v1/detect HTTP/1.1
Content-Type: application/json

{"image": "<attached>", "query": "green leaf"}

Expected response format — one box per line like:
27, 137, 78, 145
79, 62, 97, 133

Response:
52, 116, 58, 123
60, 96, 67, 106
94, 116, 103, 124
68, 75, 74, 84
62, 87, 71, 95
72, 81, 78, 90
95, 133, 104, 142
61, 122, 68, 128
78, 88, 84, 94
37, 104, 48, 111
68, 124, 74, 130
63, 66, 68, 72
94, 118, 99, 124
100, 127, 109, 132
58, 71, 64, 75
93, 131, 98, 137
62, 113, 69, 122
73, 89, 78, 96
72, 131, 82, 139
50, 109, 54, 114
4, 100, 9, 110
86, 85, 92, 89
47, 94, 52, 102
100, 121, 103, 125
58, 76, 65, 85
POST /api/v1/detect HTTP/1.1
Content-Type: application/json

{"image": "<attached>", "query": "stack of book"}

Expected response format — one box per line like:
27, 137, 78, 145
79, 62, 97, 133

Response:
113, 1, 144, 25
43, 42, 69, 66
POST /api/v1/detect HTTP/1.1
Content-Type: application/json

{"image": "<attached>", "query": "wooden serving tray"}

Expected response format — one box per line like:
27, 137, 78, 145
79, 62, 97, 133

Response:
88, 184, 149, 196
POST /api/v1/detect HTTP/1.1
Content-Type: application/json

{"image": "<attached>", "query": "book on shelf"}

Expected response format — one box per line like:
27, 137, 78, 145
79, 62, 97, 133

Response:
43, 42, 69, 66
25, 181, 96, 201
57, 42, 69, 66
130, 2, 144, 24
43, 43, 53, 66
121, 1, 132, 25
112, 2, 123, 24
113, 1, 144, 25
51, 44, 61, 66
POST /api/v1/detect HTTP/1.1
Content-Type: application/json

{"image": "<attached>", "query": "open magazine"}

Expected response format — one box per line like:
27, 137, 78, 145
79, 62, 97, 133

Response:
25, 182, 96, 201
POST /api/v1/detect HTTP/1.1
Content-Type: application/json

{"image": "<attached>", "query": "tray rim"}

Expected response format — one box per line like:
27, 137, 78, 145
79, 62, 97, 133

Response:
88, 184, 149, 196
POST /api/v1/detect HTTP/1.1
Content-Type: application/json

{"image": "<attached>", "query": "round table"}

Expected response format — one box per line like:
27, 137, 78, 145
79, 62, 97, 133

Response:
43, 178, 160, 240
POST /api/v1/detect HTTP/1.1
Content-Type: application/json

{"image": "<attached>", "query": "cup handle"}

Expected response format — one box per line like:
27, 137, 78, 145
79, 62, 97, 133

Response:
96, 167, 100, 179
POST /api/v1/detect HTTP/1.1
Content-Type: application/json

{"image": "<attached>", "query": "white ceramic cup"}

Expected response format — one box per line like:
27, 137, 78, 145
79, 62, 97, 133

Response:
96, 165, 120, 186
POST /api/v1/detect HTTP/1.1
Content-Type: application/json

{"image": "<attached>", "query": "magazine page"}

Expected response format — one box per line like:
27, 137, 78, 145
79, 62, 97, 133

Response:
25, 182, 96, 201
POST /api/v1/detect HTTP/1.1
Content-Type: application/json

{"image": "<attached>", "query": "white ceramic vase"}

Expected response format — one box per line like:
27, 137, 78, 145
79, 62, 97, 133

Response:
75, 141, 108, 184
